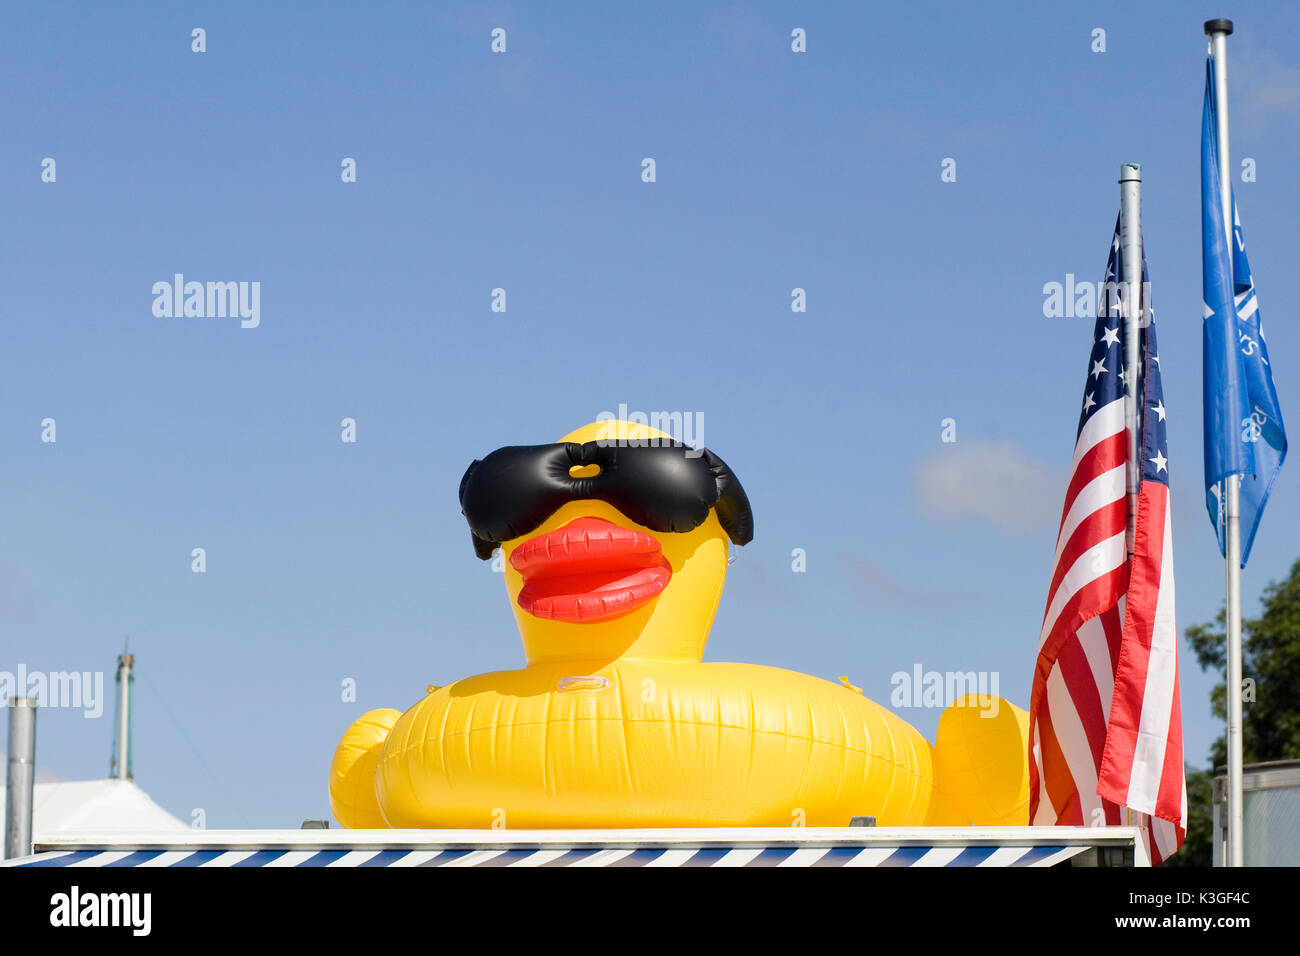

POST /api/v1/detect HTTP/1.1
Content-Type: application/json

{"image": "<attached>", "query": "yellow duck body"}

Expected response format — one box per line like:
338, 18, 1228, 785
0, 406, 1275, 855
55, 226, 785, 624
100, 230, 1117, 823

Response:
330, 422, 1030, 829
365, 659, 938, 828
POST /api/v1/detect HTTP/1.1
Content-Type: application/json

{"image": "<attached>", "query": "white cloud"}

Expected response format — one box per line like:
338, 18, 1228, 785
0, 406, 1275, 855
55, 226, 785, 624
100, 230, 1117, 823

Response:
1235, 56, 1300, 136
1230, 27, 1300, 137
841, 553, 914, 604
839, 553, 969, 610
912, 439, 1062, 530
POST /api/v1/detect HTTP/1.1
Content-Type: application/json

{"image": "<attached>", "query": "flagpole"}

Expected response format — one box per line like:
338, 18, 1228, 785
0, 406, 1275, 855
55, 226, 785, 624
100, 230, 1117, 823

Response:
1119, 164, 1143, 561
1118, 163, 1143, 836
1205, 16, 1244, 869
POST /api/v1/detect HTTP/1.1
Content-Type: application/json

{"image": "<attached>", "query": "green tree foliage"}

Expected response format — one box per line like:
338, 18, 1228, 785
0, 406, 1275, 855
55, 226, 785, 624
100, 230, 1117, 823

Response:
1168, 557, 1300, 866
1185, 557, 1300, 767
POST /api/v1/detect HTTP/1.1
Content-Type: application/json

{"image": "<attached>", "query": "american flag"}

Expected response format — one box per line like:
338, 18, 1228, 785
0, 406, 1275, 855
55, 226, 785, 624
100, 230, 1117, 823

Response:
1028, 219, 1186, 866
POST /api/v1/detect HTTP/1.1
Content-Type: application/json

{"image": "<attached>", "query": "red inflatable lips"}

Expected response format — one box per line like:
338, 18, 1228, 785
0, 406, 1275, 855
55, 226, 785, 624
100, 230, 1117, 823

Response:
511, 516, 671, 623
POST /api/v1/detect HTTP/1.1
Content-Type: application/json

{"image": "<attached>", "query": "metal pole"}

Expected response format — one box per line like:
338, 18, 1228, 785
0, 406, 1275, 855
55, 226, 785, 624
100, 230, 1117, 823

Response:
1206, 16, 1244, 869
1119, 164, 1143, 561
4, 698, 37, 860
114, 652, 134, 781
1117, 163, 1143, 835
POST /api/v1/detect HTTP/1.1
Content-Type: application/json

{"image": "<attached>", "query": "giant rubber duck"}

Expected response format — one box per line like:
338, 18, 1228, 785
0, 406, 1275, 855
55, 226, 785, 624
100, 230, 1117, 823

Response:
330, 420, 1031, 828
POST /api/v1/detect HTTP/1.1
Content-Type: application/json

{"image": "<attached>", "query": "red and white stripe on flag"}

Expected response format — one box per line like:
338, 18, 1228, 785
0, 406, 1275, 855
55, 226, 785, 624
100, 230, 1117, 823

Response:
1097, 477, 1188, 861
1028, 394, 1187, 866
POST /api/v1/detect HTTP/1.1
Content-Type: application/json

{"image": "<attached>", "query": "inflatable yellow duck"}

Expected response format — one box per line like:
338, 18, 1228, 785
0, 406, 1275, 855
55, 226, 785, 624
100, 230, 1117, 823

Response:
330, 421, 1031, 828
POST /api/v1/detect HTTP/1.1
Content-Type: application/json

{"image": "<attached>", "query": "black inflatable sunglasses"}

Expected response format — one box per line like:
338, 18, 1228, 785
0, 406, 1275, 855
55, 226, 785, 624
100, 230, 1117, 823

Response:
458, 441, 754, 559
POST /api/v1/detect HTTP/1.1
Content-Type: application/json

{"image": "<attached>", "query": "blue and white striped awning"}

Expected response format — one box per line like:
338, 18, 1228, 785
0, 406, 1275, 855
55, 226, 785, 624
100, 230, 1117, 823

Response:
0, 826, 1145, 868
6, 844, 1083, 867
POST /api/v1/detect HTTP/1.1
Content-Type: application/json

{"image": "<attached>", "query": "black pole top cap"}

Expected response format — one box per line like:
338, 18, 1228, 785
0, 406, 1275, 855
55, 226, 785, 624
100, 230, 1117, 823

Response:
1204, 18, 1234, 35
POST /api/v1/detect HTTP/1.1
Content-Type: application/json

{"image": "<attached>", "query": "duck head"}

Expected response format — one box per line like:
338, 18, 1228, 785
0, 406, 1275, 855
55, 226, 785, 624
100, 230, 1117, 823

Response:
459, 420, 753, 666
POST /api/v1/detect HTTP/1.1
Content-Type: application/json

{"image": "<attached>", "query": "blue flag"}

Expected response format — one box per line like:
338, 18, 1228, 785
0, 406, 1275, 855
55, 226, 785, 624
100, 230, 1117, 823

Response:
1202, 59, 1287, 567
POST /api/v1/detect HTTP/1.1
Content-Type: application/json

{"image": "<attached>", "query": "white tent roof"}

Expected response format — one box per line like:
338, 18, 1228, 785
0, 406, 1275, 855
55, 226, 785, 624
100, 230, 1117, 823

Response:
0, 779, 189, 836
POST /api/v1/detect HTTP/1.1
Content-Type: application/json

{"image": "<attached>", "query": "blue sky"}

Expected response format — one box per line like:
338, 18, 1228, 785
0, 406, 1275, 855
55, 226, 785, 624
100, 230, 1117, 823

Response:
2, 1, 1298, 827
